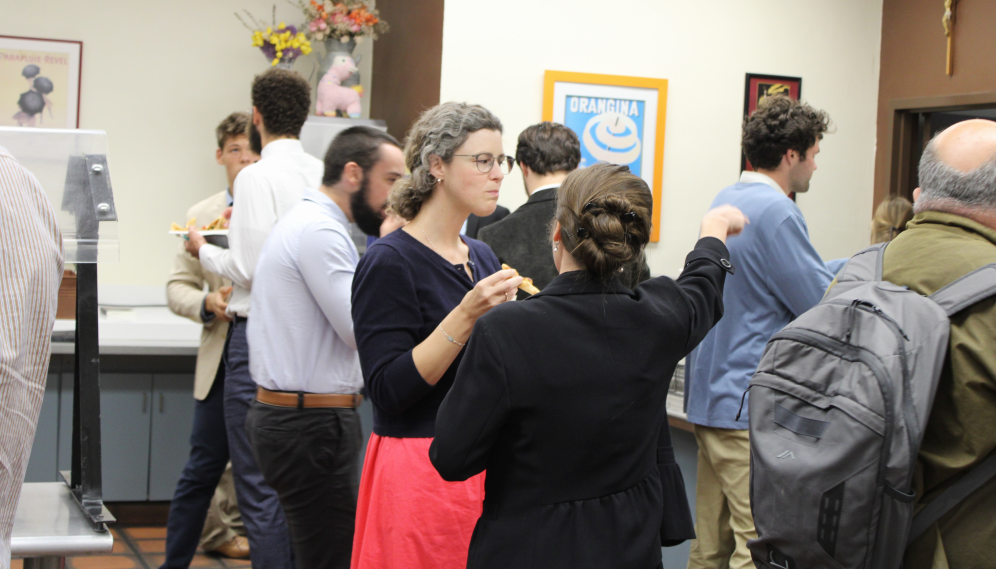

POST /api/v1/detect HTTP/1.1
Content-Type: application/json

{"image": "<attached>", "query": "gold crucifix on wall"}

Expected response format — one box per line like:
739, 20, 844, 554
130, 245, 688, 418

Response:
943, 0, 956, 75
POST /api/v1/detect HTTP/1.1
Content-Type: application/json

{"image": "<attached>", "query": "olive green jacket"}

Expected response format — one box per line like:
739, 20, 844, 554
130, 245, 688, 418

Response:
881, 211, 996, 569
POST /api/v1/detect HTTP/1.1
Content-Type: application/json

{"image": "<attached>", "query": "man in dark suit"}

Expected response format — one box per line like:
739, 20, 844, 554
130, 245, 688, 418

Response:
478, 122, 581, 293
465, 205, 509, 239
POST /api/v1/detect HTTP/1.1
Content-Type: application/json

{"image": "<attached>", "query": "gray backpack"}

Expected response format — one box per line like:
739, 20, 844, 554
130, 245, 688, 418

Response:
744, 243, 996, 569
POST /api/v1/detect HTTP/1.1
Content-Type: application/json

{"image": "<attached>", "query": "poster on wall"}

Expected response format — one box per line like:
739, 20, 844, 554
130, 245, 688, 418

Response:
0, 36, 82, 129
742, 73, 801, 172
543, 70, 668, 242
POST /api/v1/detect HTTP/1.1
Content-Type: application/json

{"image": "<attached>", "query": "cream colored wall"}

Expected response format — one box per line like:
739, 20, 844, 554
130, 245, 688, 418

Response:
440, 0, 883, 276
2, 0, 373, 286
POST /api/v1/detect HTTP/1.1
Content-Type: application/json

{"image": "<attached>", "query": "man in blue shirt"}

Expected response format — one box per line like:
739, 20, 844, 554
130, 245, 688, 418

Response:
685, 97, 839, 569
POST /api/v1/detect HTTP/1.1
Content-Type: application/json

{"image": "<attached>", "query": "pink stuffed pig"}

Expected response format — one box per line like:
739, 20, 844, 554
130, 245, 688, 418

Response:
316, 57, 362, 118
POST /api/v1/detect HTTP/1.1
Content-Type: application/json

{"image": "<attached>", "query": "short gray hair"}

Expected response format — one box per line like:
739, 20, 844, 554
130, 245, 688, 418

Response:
389, 102, 503, 220
916, 137, 996, 214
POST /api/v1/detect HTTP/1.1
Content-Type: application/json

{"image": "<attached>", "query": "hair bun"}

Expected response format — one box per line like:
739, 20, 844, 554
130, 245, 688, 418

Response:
556, 163, 653, 279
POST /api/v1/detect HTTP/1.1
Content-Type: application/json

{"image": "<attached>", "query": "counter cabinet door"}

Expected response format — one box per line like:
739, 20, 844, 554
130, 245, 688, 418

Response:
148, 374, 196, 501
99, 373, 154, 501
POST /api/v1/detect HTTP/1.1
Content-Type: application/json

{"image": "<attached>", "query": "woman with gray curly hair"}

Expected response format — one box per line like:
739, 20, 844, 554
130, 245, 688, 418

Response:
349, 102, 522, 569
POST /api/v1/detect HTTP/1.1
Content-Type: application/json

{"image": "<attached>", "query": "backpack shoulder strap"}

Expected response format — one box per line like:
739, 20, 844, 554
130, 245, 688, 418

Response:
908, 448, 996, 545
928, 263, 996, 317
835, 242, 887, 283
823, 243, 887, 302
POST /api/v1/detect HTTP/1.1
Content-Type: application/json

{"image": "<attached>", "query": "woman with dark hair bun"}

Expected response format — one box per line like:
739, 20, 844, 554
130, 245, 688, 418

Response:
430, 162, 748, 569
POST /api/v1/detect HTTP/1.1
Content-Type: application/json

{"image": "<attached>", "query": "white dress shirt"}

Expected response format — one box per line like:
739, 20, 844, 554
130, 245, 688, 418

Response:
247, 189, 362, 394
200, 139, 324, 317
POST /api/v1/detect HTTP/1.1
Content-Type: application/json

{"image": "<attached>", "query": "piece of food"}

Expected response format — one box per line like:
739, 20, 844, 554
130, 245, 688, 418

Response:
200, 214, 227, 231
170, 217, 197, 232
501, 264, 541, 295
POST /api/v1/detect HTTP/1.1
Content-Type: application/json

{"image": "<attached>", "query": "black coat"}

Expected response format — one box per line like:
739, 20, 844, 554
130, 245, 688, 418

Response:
465, 205, 510, 239
430, 237, 733, 569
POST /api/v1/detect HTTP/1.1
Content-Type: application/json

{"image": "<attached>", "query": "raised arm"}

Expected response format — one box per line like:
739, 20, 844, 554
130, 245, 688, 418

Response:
675, 205, 747, 353
198, 172, 276, 289
351, 245, 520, 415
762, 213, 835, 318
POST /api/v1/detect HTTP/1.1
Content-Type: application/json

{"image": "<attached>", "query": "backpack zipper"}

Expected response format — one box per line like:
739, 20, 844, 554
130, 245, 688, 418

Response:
851, 302, 920, 480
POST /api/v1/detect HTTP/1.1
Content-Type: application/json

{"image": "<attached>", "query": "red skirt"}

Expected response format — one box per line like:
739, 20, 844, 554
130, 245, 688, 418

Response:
351, 434, 486, 569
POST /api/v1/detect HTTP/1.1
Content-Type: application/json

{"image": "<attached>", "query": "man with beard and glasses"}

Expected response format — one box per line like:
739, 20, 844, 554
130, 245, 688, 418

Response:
185, 68, 321, 569
245, 126, 404, 569
684, 96, 843, 569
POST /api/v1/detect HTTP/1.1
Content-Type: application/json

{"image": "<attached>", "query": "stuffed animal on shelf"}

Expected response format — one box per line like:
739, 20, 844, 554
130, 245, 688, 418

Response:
316, 56, 362, 118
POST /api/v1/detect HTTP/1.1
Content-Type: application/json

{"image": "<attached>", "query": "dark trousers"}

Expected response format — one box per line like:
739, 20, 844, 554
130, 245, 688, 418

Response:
247, 401, 362, 569
224, 318, 294, 569
160, 365, 229, 569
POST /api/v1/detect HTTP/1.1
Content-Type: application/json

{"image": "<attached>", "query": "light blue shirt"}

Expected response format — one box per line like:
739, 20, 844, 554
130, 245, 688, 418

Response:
685, 172, 838, 429
247, 188, 362, 394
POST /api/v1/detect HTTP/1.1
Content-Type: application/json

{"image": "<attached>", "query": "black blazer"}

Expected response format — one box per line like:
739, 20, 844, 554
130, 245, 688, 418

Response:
430, 237, 733, 569
465, 205, 510, 239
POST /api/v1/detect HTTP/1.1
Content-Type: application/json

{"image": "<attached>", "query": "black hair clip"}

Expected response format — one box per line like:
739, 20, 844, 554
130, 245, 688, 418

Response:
576, 226, 590, 239
582, 202, 597, 214
620, 211, 637, 222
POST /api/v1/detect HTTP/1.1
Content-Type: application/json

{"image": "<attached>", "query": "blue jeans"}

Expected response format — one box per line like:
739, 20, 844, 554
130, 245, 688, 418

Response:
160, 364, 229, 569
224, 318, 293, 569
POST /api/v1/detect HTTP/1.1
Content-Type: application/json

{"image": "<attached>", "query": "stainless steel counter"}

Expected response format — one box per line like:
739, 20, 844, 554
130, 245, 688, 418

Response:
11, 483, 113, 559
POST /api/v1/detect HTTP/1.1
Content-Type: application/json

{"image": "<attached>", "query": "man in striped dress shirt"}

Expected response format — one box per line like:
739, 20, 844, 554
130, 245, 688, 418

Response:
0, 145, 64, 569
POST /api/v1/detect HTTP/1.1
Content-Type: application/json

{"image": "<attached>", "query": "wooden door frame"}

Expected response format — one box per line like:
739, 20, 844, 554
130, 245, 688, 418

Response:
886, 92, 996, 199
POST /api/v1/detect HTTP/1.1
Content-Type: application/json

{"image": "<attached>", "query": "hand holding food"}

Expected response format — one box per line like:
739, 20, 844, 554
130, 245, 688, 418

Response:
501, 264, 541, 296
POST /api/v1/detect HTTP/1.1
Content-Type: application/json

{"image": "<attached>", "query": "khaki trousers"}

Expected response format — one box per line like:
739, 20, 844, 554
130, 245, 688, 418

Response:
686, 425, 757, 569
199, 463, 245, 550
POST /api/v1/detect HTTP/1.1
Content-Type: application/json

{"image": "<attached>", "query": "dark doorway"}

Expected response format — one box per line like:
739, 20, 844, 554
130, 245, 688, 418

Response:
890, 99, 996, 201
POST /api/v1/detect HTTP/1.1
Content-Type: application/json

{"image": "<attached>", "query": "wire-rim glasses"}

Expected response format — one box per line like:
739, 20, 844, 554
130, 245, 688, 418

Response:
452, 153, 516, 174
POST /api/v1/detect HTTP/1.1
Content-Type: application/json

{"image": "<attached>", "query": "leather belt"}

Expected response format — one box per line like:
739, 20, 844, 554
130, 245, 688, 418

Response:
255, 387, 362, 409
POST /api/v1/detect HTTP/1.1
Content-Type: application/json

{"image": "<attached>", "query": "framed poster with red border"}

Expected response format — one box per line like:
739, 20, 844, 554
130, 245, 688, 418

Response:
0, 35, 83, 129
741, 73, 801, 172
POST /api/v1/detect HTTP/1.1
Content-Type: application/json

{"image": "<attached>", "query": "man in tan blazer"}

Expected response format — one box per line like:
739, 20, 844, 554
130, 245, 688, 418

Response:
161, 113, 257, 567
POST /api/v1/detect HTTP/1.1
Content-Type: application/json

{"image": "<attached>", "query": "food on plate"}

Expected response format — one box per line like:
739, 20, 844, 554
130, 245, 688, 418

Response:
501, 263, 541, 296
169, 214, 227, 232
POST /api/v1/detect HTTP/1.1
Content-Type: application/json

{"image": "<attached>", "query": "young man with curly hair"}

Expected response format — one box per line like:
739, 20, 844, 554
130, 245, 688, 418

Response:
184, 68, 322, 569
684, 96, 841, 569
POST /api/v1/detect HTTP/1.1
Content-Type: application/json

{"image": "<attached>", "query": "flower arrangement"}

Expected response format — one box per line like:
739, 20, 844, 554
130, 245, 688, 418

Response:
294, 0, 389, 43
237, 7, 313, 66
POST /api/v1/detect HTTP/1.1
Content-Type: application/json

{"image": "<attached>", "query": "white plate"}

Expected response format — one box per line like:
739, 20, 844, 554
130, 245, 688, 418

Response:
168, 230, 229, 236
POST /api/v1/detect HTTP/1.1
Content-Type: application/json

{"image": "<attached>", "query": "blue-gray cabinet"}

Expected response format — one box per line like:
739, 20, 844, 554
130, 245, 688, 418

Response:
26, 355, 197, 503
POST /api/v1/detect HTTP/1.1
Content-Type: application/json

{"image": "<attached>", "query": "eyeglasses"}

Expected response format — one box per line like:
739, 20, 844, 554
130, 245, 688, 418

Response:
452, 153, 516, 175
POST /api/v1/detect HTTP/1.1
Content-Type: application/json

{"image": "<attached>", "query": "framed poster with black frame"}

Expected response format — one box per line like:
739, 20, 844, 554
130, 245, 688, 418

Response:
741, 73, 801, 172
0, 35, 83, 129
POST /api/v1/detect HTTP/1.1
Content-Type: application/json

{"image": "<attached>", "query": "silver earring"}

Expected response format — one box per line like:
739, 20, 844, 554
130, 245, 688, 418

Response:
553, 243, 559, 252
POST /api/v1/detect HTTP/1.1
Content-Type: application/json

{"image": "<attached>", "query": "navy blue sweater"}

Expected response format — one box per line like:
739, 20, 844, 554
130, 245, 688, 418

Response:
351, 228, 502, 437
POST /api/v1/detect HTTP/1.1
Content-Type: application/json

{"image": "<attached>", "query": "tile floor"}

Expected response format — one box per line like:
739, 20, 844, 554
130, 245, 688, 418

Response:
12, 526, 251, 569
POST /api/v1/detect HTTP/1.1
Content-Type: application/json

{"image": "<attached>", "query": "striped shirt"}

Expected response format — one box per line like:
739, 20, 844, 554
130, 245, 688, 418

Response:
0, 145, 64, 569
